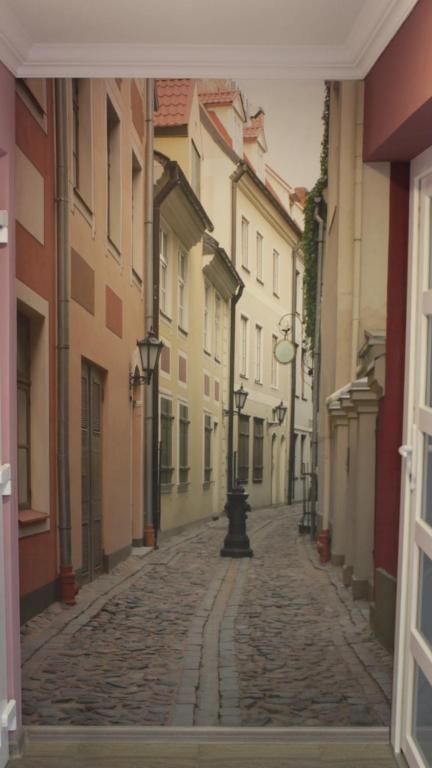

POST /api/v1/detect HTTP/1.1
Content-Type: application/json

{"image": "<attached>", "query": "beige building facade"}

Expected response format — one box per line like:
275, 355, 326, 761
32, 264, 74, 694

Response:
155, 79, 305, 519
318, 81, 390, 604
68, 78, 149, 580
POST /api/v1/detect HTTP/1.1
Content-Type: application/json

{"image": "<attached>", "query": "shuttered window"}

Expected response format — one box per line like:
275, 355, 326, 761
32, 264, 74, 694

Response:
179, 404, 190, 484
253, 418, 264, 483
238, 414, 250, 484
160, 397, 174, 485
204, 414, 212, 483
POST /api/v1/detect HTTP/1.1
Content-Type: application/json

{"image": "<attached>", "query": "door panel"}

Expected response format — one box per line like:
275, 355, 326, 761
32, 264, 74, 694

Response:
400, 169, 432, 768
81, 362, 103, 581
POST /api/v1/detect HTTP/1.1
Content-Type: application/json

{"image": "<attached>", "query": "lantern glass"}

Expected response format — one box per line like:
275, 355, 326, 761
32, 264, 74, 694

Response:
275, 401, 287, 424
234, 384, 248, 412
137, 330, 164, 381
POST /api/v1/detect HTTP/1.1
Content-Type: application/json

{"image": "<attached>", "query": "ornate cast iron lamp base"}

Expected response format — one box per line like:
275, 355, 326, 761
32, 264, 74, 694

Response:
220, 487, 254, 558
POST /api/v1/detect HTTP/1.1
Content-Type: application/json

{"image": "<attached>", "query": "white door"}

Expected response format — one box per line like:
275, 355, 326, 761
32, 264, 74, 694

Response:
0, 459, 11, 768
395, 157, 432, 768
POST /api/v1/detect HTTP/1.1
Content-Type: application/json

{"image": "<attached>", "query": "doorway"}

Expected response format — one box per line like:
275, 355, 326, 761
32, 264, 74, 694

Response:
394, 150, 432, 768
81, 361, 104, 582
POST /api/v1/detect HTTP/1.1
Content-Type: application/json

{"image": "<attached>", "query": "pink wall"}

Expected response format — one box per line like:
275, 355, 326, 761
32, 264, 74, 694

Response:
364, 0, 432, 161
0, 63, 21, 725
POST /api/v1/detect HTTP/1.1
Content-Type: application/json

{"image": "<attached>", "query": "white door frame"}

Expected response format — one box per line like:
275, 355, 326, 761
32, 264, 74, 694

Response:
392, 145, 432, 766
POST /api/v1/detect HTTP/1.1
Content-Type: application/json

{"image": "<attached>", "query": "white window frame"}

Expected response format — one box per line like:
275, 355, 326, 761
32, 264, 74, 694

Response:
204, 280, 212, 353
240, 314, 249, 378
160, 227, 170, 318
177, 400, 190, 486
256, 231, 263, 283
271, 333, 279, 389
273, 249, 279, 296
178, 248, 188, 331
241, 216, 249, 271
255, 323, 263, 384
214, 292, 222, 362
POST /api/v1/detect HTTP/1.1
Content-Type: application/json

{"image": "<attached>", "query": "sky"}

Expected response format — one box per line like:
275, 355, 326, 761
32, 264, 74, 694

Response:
238, 80, 326, 191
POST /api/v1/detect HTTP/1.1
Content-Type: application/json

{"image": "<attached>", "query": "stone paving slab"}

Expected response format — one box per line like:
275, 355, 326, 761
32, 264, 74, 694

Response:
20, 506, 393, 731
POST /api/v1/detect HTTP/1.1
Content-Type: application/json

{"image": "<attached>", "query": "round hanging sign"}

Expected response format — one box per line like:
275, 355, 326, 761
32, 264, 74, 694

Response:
274, 338, 296, 365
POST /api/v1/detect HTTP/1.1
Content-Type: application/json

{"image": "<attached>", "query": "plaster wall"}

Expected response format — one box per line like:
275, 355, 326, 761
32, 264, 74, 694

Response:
68, 79, 147, 572
0, 61, 21, 725
235, 181, 296, 508
15, 81, 58, 607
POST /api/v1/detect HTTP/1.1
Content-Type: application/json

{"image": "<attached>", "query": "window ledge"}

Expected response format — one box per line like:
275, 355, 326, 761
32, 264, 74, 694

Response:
19, 509, 49, 527
203, 349, 212, 357
239, 373, 249, 380
132, 268, 143, 286
273, 292, 280, 299
160, 310, 172, 323
107, 236, 121, 261
160, 484, 174, 495
254, 379, 263, 386
178, 326, 188, 337
241, 264, 250, 273
177, 482, 190, 493
73, 187, 94, 219
256, 277, 264, 286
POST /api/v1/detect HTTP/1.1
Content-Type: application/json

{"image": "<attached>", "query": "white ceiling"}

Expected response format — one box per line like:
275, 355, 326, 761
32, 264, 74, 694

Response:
0, 0, 418, 79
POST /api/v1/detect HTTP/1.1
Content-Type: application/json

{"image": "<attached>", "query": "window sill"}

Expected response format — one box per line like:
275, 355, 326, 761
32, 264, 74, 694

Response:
177, 482, 190, 493
252, 478, 263, 484
107, 239, 122, 264
256, 277, 264, 286
239, 373, 249, 380
178, 326, 188, 337
254, 379, 263, 386
73, 187, 93, 219
19, 509, 49, 527
273, 292, 280, 299
132, 268, 143, 286
241, 265, 250, 274
203, 349, 212, 357
202, 481, 212, 491
160, 484, 174, 495
160, 310, 172, 323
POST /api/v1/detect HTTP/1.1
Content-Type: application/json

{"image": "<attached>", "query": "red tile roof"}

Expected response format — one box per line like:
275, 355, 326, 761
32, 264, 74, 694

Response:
154, 79, 195, 127
199, 90, 240, 107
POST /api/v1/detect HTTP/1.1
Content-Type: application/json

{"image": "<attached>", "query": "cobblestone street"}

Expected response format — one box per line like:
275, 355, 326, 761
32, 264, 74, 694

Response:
21, 506, 393, 728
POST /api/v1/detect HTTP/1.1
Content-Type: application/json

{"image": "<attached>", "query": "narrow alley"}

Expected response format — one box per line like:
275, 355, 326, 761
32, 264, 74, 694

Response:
21, 506, 392, 730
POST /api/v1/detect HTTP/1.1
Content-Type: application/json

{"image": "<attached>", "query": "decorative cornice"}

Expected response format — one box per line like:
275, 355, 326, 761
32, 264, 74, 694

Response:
0, 0, 419, 80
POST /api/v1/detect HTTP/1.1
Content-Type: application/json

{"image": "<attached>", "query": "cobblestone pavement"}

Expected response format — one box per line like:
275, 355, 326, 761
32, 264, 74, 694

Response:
21, 506, 393, 728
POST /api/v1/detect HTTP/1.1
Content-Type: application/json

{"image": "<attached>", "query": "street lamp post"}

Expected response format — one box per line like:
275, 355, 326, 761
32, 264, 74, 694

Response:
221, 385, 254, 558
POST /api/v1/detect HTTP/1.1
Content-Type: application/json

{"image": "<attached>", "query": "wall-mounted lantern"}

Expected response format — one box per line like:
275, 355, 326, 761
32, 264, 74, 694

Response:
130, 328, 164, 391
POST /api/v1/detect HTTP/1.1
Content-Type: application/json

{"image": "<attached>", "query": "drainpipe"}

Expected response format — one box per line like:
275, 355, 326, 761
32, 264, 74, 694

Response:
143, 79, 156, 548
310, 203, 325, 548
227, 163, 247, 490
287, 246, 298, 505
150, 162, 180, 541
55, 79, 76, 604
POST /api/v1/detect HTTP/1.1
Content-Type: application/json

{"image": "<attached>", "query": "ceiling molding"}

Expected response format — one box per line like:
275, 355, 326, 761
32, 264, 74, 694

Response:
349, 0, 419, 77
0, 0, 420, 80
0, 3, 31, 75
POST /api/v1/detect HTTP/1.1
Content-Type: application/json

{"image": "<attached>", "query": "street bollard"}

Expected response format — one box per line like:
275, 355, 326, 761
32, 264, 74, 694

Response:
220, 486, 254, 558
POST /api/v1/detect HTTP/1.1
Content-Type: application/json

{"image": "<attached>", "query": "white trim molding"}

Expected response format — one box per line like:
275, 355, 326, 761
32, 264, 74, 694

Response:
0, 0, 419, 80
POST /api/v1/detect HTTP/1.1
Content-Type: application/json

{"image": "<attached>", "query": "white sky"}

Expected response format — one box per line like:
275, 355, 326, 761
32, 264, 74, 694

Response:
238, 80, 326, 191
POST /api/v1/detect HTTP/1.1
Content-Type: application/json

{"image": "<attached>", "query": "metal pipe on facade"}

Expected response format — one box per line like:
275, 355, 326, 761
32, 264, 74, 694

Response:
287, 246, 298, 505
310, 205, 325, 540
55, 79, 76, 603
143, 79, 156, 547
228, 162, 247, 490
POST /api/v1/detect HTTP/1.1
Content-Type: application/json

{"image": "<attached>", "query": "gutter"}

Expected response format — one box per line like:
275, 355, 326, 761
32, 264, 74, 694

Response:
310, 203, 325, 545
143, 79, 156, 547
227, 162, 248, 490
55, 79, 77, 603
